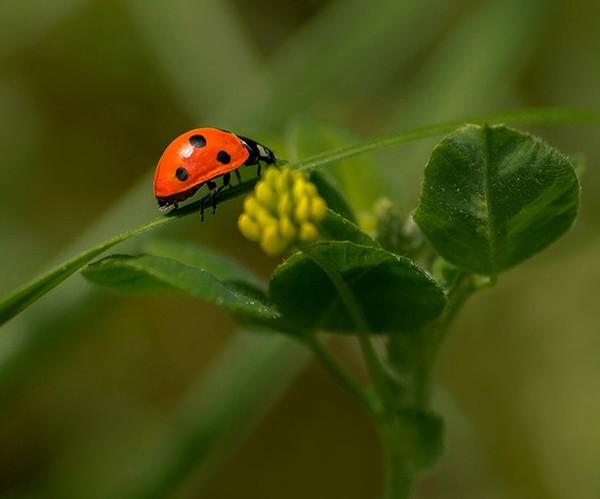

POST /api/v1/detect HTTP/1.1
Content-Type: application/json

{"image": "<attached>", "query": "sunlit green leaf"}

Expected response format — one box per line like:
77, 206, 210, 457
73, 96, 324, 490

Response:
414, 124, 580, 276
143, 238, 262, 286
82, 254, 277, 319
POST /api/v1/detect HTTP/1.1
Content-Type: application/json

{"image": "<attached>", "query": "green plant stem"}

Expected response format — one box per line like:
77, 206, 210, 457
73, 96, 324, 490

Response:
0, 213, 169, 326
300, 244, 390, 411
425, 271, 476, 366
401, 272, 475, 412
415, 272, 475, 409
305, 334, 376, 413
381, 431, 414, 499
379, 272, 476, 497
296, 107, 600, 172
302, 245, 421, 496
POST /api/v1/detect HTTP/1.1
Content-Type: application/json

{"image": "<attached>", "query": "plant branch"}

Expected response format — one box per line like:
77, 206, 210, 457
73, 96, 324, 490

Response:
295, 107, 600, 172
300, 244, 390, 413
305, 334, 377, 413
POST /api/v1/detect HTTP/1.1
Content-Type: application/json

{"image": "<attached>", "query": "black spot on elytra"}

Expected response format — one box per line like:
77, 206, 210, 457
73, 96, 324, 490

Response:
216, 151, 231, 164
175, 167, 189, 181
189, 135, 206, 148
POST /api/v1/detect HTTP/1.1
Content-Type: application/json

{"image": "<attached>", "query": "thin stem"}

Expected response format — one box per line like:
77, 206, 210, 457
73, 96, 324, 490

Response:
382, 438, 414, 499
300, 244, 390, 411
401, 272, 475, 410
427, 271, 476, 364
295, 107, 600, 172
0, 213, 172, 326
305, 334, 377, 413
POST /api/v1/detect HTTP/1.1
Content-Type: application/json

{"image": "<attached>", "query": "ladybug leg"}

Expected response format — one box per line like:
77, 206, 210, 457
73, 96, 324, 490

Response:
198, 173, 236, 220
206, 179, 219, 215
222, 171, 231, 189
199, 179, 219, 220
200, 193, 212, 221
209, 173, 230, 212
257, 162, 262, 177
211, 192, 218, 214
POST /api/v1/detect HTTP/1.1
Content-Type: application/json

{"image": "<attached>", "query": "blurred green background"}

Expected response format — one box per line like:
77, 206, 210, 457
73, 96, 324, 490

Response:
1, 0, 599, 497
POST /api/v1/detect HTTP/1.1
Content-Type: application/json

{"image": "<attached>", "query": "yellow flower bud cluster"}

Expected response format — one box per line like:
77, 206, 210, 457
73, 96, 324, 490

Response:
238, 167, 328, 256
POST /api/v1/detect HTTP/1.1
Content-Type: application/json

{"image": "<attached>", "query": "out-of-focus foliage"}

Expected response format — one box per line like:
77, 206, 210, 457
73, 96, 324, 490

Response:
0, 0, 599, 498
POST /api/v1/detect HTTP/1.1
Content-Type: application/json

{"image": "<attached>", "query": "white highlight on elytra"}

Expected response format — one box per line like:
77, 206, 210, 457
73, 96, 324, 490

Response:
180, 144, 194, 158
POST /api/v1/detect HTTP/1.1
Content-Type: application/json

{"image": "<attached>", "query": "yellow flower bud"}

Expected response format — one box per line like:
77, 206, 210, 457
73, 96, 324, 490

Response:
255, 180, 275, 208
292, 179, 307, 200
299, 222, 319, 243
275, 168, 293, 193
310, 196, 328, 221
263, 167, 279, 185
294, 196, 311, 221
237, 213, 260, 241
238, 166, 328, 256
256, 209, 277, 228
243, 195, 261, 216
279, 216, 296, 240
261, 225, 287, 256
278, 193, 293, 215
292, 171, 304, 184
305, 182, 318, 198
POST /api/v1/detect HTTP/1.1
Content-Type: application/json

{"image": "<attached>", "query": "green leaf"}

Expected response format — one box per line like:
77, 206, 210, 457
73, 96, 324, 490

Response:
0, 215, 173, 327
320, 210, 381, 247
269, 241, 446, 334
142, 238, 262, 286
82, 254, 277, 319
413, 124, 580, 276
0, 246, 111, 327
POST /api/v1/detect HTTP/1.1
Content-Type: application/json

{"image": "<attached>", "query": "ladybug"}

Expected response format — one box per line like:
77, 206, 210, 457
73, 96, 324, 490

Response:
154, 128, 277, 219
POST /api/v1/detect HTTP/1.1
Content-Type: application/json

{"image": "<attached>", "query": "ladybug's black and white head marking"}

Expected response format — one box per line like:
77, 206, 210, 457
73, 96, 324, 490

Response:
237, 135, 277, 166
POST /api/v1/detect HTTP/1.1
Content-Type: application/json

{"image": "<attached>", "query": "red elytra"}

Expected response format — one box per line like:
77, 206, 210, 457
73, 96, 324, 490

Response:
153, 127, 277, 218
